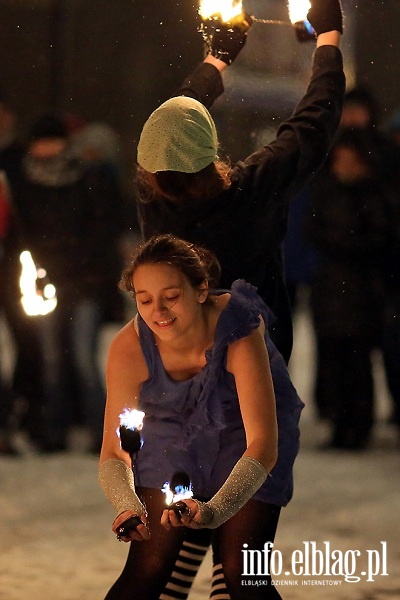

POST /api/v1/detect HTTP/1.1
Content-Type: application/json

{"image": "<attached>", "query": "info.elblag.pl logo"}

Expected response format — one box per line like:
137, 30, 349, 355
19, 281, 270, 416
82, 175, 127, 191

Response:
241, 541, 388, 584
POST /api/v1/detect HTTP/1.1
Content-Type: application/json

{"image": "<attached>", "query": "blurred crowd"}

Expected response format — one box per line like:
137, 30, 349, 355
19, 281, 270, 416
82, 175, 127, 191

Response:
0, 92, 139, 455
1, 83, 400, 456
284, 86, 400, 450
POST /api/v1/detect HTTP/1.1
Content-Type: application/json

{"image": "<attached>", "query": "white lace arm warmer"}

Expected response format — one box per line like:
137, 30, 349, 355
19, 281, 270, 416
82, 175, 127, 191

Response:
194, 456, 268, 529
98, 459, 145, 518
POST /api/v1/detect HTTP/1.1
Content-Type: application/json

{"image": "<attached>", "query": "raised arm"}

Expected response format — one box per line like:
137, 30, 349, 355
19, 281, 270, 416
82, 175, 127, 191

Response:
175, 17, 252, 108
239, 0, 345, 202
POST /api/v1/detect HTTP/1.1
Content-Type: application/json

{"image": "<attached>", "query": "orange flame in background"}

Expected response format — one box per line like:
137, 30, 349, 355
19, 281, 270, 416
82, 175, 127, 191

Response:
199, 0, 243, 23
19, 251, 57, 316
287, 0, 311, 24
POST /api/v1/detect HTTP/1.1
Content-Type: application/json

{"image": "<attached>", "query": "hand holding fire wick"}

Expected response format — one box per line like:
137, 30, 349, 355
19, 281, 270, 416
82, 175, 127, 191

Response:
201, 14, 253, 65
112, 409, 150, 542
161, 472, 199, 529
199, 0, 343, 44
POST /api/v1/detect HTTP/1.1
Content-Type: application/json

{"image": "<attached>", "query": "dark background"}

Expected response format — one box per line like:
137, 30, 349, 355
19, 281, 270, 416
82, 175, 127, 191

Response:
1, 0, 399, 191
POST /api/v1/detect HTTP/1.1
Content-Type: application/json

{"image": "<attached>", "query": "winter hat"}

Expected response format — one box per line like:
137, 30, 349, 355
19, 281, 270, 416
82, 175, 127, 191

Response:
137, 96, 218, 174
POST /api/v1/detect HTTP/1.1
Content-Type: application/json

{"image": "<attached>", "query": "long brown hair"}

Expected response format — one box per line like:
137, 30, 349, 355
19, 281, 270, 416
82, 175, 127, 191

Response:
136, 160, 232, 204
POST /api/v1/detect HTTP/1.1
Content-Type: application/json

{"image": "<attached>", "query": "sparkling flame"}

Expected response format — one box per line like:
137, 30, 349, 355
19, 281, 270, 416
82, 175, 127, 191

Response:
162, 481, 194, 505
19, 251, 57, 316
118, 408, 145, 431
199, 0, 243, 23
288, 0, 311, 24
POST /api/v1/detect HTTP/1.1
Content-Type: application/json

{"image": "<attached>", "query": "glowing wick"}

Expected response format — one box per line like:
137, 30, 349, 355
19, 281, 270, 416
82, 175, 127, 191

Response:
19, 250, 57, 316
119, 408, 145, 431
199, 0, 243, 23
162, 482, 194, 505
287, 0, 311, 24
118, 408, 145, 456
287, 0, 315, 40
162, 471, 193, 505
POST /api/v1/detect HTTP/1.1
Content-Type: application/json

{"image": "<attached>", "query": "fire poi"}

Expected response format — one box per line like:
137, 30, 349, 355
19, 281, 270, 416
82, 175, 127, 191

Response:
19, 250, 57, 316
199, 0, 315, 41
115, 408, 146, 540
162, 471, 194, 520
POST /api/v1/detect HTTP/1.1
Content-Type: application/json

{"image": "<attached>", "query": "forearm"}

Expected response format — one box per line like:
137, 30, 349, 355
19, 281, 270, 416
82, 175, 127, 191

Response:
173, 61, 224, 109
173, 16, 251, 106
203, 53, 229, 72
316, 31, 341, 47
194, 455, 269, 529
261, 44, 345, 194
98, 458, 146, 518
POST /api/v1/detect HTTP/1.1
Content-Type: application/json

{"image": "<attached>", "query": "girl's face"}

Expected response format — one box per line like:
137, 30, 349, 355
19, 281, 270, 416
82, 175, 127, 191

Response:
133, 263, 207, 341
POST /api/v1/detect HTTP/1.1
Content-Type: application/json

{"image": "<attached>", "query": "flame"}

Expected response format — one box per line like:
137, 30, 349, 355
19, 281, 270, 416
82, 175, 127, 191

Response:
287, 0, 311, 24
118, 408, 145, 431
161, 481, 194, 505
19, 251, 57, 316
199, 0, 243, 23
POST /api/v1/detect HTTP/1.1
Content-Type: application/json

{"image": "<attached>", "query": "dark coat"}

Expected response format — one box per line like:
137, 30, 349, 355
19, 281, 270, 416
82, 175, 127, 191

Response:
307, 170, 398, 341
12, 156, 125, 319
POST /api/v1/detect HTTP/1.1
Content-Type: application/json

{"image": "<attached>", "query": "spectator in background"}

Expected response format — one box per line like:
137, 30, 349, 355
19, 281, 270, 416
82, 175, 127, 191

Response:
71, 121, 121, 174
381, 110, 400, 436
71, 119, 142, 317
339, 86, 400, 441
340, 84, 400, 183
0, 92, 45, 447
0, 90, 24, 187
12, 113, 125, 452
283, 187, 321, 313
0, 172, 21, 454
306, 128, 399, 449
340, 85, 379, 130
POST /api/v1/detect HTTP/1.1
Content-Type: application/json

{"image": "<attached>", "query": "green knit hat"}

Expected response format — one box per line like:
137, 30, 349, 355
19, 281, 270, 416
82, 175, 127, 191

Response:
137, 96, 218, 174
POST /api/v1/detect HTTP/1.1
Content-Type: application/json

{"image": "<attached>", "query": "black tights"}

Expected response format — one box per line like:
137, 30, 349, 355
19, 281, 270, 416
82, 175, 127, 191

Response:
105, 488, 283, 600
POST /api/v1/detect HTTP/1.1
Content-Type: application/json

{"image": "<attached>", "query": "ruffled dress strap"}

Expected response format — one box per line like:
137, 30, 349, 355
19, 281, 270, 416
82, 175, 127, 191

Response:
210, 279, 276, 355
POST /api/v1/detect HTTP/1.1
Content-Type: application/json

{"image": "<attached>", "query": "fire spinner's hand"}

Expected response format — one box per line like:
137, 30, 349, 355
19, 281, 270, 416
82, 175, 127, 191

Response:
112, 510, 150, 542
203, 16, 253, 66
161, 499, 203, 530
307, 0, 343, 35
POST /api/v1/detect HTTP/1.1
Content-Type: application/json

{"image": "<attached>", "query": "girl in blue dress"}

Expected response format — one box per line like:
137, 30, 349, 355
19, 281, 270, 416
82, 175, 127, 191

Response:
99, 234, 303, 599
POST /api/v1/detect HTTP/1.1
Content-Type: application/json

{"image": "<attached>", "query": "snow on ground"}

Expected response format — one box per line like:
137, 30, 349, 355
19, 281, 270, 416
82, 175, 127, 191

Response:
1, 306, 399, 599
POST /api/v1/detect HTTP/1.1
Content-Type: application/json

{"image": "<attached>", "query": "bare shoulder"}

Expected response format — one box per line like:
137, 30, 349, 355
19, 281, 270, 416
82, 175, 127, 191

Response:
226, 323, 267, 374
107, 319, 148, 383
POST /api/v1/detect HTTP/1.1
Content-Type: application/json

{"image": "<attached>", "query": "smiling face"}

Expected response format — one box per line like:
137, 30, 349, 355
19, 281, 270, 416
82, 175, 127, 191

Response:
133, 263, 208, 342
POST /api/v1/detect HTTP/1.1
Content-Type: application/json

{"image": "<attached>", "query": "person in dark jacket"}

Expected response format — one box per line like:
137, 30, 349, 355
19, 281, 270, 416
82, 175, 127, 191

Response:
0, 171, 22, 454
136, 0, 345, 365
13, 114, 125, 452
306, 128, 399, 449
0, 93, 47, 445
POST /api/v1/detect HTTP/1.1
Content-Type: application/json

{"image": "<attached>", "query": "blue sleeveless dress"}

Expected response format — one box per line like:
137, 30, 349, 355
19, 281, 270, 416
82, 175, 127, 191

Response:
135, 280, 304, 507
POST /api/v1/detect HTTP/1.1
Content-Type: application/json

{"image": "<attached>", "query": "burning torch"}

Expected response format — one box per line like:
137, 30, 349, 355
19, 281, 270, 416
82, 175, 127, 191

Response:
19, 250, 57, 316
118, 408, 144, 459
162, 471, 194, 520
115, 408, 146, 540
199, 0, 316, 42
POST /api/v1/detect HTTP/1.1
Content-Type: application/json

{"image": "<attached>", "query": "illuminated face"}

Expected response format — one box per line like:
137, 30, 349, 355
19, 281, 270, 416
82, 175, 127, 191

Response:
331, 146, 370, 184
133, 263, 207, 340
28, 138, 68, 159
